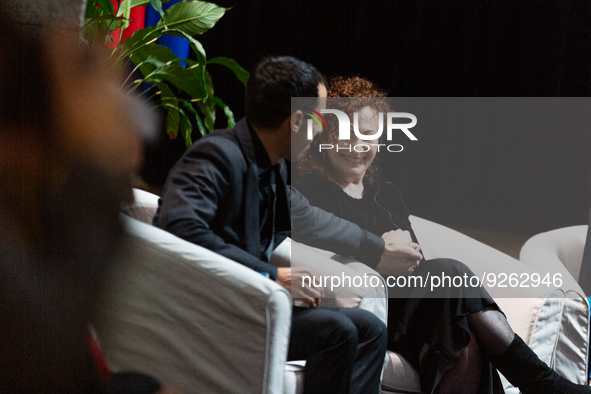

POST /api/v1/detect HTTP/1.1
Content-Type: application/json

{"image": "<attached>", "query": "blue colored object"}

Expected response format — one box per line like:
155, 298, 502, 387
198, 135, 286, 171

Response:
146, 0, 190, 65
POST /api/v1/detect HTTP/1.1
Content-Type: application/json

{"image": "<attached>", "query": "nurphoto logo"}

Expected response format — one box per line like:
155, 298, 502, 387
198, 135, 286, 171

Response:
303, 107, 418, 153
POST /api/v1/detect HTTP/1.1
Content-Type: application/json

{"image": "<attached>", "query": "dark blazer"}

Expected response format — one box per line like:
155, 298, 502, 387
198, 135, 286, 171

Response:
294, 172, 424, 262
154, 119, 385, 280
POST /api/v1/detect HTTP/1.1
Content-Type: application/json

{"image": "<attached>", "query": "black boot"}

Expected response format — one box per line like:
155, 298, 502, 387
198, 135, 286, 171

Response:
490, 334, 590, 394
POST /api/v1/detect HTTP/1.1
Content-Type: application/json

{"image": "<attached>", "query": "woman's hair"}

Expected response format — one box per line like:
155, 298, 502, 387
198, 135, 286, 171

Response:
297, 76, 388, 184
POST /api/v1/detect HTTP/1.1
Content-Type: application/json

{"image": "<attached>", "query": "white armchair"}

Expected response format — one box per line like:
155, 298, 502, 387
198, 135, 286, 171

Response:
97, 214, 293, 393
95, 190, 589, 393
96, 189, 387, 394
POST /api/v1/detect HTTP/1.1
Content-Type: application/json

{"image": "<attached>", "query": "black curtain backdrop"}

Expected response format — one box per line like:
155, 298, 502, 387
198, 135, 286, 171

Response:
142, 0, 591, 236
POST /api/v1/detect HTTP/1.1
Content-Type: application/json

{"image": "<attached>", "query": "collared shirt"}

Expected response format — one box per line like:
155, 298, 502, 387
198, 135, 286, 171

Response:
248, 125, 290, 261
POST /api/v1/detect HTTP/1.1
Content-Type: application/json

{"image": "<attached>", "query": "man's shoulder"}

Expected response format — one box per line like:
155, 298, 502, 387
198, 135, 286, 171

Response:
191, 127, 239, 151
183, 126, 245, 166
190, 119, 251, 153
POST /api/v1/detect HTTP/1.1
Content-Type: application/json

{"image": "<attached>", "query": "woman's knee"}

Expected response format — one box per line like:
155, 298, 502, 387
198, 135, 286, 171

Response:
423, 258, 475, 277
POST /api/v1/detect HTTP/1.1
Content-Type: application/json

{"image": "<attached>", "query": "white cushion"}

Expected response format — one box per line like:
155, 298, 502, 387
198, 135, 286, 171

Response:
121, 188, 160, 224
283, 361, 305, 394
96, 214, 292, 393
520, 225, 587, 285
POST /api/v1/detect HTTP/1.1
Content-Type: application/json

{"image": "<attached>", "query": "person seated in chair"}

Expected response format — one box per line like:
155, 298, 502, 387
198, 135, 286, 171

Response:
294, 75, 591, 394
154, 57, 391, 394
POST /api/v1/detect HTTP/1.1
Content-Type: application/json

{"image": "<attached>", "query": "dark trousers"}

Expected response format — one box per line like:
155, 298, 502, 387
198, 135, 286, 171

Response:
288, 307, 388, 394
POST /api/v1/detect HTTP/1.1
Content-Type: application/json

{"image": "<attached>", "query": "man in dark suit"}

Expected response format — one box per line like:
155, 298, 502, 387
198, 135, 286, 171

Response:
154, 57, 418, 393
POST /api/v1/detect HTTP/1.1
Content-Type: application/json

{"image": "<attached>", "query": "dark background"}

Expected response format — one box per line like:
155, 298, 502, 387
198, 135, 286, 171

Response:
142, 0, 591, 237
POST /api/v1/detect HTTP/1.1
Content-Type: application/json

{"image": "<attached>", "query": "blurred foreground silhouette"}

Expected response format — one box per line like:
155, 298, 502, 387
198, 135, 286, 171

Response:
0, 4, 175, 392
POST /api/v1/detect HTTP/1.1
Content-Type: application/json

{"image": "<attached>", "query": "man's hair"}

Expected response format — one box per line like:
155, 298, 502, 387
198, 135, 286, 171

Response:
245, 56, 326, 130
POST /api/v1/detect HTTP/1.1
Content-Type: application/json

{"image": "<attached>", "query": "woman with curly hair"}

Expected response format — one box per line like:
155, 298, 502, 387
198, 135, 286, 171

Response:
295, 76, 590, 394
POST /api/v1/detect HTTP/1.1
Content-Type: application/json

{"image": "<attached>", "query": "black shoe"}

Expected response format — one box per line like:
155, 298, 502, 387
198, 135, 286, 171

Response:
490, 334, 591, 394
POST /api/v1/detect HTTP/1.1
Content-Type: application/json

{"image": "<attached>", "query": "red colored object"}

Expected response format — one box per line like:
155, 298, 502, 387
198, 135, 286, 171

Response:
89, 334, 111, 383
106, 1, 146, 48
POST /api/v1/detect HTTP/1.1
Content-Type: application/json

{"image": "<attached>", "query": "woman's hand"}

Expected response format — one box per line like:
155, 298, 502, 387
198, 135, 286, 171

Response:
376, 229, 423, 276
276, 267, 324, 308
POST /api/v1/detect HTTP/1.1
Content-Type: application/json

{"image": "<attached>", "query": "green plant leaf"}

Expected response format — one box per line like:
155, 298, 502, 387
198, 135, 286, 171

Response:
116, 0, 154, 17
162, 65, 207, 98
83, 15, 124, 26
198, 101, 216, 132
121, 0, 132, 30
210, 96, 235, 129
126, 40, 207, 99
181, 58, 207, 90
150, 0, 164, 18
184, 59, 198, 67
164, 29, 206, 62
158, 1, 229, 36
193, 110, 207, 136
208, 57, 249, 87
131, 0, 152, 7
84, 0, 96, 18
122, 26, 208, 70
122, 25, 161, 49
84, 0, 120, 36
120, 25, 163, 60
157, 83, 180, 139
179, 107, 194, 147
127, 56, 166, 87
204, 69, 214, 97
83, 17, 124, 41
110, 20, 125, 30
86, 0, 115, 18
126, 43, 177, 88
129, 43, 178, 67
136, 62, 206, 99
181, 100, 208, 137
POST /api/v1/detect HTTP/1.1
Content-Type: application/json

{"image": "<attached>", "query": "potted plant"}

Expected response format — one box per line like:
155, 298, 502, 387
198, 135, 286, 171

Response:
83, 0, 248, 147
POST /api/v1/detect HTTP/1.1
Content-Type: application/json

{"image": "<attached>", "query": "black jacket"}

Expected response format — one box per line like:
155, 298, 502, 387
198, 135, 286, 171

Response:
154, 119, 385, 279
295, 172, 420, 245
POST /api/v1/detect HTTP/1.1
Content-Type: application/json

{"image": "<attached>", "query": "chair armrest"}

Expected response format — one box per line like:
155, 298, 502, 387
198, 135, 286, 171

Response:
285, 239, 388, 324
520, 225, 588, 284
120, 188, 160, 224
344, 262, 388, 325
409, 215, 583, 297
95, 215, 292, 394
